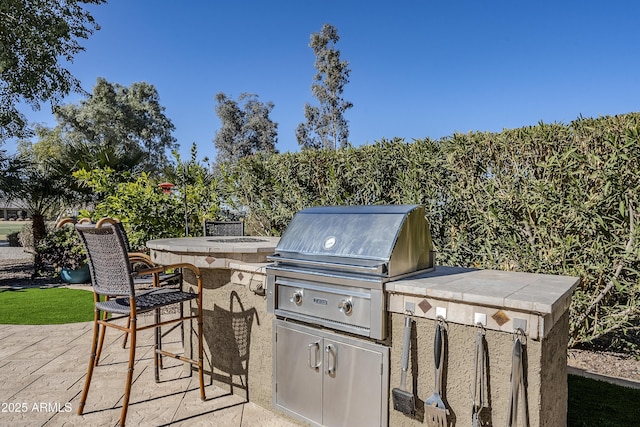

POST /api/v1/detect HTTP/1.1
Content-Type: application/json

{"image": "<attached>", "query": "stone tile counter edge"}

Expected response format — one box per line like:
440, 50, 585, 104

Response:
386, 266, 579, 339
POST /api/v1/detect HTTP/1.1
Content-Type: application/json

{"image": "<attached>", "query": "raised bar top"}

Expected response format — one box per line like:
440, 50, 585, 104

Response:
147, 236, 280, 269
147, 236, 279, 254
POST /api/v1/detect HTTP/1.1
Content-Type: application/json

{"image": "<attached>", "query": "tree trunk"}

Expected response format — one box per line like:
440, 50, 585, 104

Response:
31, 213, 46, 277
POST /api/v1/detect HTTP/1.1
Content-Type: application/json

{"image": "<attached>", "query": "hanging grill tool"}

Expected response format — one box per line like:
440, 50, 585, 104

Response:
392, 311, 415, 416
472, 324, 491, 427
507, 329, 528, 427
424, 317, 449, 427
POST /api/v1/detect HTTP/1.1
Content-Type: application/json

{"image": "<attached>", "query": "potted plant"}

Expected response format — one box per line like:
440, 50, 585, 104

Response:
36, 225, 89, 283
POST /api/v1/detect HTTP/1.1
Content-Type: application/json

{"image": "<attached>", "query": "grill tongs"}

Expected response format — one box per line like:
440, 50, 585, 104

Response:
507, 328, 528, 427
472, 324, 491, 426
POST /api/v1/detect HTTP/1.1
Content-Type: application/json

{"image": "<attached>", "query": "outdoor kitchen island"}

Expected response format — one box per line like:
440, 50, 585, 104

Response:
148, 216, 578, 427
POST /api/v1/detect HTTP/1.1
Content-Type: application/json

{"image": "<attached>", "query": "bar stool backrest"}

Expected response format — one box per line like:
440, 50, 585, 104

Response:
76, 222, 135, 297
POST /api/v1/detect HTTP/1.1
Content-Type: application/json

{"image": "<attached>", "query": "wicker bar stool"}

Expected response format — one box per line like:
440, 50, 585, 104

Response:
97, 218, 182, 356
57, 217, 182, 360
75, 219, 205, 426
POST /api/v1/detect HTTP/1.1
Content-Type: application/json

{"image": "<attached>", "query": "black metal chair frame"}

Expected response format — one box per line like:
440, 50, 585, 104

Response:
75, 219, 205, 426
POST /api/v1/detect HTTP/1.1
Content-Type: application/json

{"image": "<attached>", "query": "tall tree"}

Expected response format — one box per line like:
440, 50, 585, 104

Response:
6, 131, 80, 263
214, 92, 278, 163
54, 78, 177, 173
296, 23, 353, 150
0, 0, 105, 141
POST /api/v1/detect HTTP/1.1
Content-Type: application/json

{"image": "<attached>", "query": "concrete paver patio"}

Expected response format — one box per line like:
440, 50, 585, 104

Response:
0, 319, 298, 427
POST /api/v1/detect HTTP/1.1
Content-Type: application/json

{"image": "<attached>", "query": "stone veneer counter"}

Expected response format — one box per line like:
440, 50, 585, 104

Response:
146, 235, 281, 415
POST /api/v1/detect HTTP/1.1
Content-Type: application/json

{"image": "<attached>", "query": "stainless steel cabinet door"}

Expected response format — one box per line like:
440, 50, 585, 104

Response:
274, 323, 323, 425
323, 338, 385, 427
274, 320, 389, 427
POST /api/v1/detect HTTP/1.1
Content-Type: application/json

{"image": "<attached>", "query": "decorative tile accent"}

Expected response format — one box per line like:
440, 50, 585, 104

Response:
388, 295, 545, 339
418, 299, 432, 314
205, 256, 215, 264
492, 310, 510, 326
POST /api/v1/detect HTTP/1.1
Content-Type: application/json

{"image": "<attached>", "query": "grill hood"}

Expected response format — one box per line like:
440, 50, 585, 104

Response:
271, 205, 434, 278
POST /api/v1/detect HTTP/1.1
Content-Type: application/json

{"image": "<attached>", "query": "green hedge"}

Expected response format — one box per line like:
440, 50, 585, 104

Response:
224, 113, 640, 347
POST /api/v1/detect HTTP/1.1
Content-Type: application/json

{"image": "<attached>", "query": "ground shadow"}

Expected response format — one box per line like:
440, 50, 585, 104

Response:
204, 291, 259, 402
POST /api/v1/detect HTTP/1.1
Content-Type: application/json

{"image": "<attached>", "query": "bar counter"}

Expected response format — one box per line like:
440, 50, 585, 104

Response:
147, 236, 280, 413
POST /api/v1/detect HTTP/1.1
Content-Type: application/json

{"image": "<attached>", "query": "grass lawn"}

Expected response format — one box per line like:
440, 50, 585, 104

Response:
0, 221, 29, 240
567, 374, 640, 426
0, 287, 94, 324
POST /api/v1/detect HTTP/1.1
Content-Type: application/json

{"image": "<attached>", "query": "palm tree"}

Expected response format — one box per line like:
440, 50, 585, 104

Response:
0, 148, 23, 195
3, 153, 79, 276
6, 126, 150, 275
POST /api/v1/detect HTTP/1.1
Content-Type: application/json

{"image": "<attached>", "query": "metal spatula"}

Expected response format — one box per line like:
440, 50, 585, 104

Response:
392, 314, 415, 415
425, 320, 449, 427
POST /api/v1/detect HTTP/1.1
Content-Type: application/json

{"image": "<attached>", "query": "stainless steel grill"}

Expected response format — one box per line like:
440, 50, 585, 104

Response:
267, 205, 434, 427
266, 204, 434, 340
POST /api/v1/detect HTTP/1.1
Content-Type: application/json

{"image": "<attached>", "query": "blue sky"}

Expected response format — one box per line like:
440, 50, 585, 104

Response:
9, 0, 640, 162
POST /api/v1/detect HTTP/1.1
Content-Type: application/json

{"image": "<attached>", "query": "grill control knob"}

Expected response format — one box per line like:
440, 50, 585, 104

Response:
291, 291, 303, 305
338, 299, 353, 315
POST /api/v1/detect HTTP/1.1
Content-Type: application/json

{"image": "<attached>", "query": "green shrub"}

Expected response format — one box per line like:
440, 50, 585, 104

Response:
36, 225, 86, 273
7, 231, 20, 247
74, 169, 186, 250
223, 113, 640, 349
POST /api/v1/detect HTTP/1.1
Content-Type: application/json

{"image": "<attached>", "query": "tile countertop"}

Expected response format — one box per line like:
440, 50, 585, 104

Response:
386, 266, 580, 316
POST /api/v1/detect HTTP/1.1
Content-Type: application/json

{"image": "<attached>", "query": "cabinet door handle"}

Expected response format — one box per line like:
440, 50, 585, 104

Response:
308, 342, 321, 368
325, 344, 336, 375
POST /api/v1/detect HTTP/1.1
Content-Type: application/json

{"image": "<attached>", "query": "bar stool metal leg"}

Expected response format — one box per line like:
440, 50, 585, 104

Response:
78, 305, 101, 416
